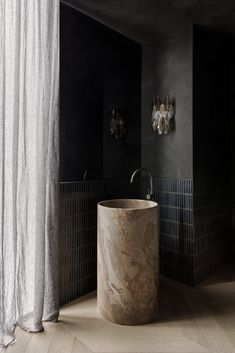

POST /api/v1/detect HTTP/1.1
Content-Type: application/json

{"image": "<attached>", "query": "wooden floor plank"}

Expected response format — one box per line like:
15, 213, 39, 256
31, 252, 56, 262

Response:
4, 327, 32, 353
24, 322, 57, 353
79, 334, 211, 353
4, 262, 235, 353
71, 338, 93, 353
202, 290, 235, 349
164, 286, 211, 351
185, 291, 235, 353
47, 324, 74, 353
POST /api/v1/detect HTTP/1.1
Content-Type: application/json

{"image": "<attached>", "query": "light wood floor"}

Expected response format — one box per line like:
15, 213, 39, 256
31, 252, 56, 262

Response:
2, 261, 235, 353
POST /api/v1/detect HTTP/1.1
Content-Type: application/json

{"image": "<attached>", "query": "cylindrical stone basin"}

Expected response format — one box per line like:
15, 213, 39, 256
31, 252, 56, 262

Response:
97, 199, 159, 325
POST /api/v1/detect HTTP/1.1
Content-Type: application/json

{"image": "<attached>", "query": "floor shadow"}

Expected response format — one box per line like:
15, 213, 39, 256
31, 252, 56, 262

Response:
156, 261, 235, 324
199, 260, 235, 286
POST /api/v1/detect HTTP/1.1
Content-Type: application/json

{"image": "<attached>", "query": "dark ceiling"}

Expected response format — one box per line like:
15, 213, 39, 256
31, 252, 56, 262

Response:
62, 0, 235, 43
170, 0, 235, 30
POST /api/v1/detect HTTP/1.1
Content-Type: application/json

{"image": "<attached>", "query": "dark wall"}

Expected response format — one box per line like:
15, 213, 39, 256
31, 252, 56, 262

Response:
141, 25, 235, 283
60, 4, 141, 181
231, 60, 235, 180
142, 27, 193, 179
60, 4, 235, 286
193, 26, 235, 279
60, 5, 104, 181
231, 56, 235, 181
103, 55, 141, 178
140, 27, 196, 285
229, 35, 235, 256
193, 26, 231, 179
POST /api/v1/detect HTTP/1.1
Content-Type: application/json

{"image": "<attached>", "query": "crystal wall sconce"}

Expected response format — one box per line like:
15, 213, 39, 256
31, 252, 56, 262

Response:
110, 107, 126, 139
151, 96, 175, 135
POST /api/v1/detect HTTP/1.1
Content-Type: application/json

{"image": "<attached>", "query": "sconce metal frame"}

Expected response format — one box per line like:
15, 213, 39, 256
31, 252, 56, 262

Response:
110, 107, 126, 139
152, 96, 175, 135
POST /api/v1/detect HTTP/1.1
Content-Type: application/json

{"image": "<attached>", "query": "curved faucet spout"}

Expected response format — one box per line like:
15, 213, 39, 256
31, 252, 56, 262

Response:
83, 168, 100, 181
130, 168, 153, 200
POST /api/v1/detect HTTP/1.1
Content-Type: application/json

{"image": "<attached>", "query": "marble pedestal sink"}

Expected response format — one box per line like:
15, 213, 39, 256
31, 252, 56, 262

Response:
97, 199, 159, 325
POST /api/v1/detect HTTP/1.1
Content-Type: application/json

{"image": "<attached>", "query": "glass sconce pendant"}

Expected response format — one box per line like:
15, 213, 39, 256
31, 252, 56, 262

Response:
110, 107, 126, 139
152, 96, 174, 135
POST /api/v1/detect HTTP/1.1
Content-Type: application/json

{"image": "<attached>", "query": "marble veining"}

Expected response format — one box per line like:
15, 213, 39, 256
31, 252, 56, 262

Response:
97, 199, 159, 325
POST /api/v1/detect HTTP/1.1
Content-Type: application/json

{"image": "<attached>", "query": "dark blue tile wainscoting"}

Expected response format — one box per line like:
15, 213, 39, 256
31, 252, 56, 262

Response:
60, 176, 233, 305
143, 177, 232, 285
59, 181, 102, 305
193, 178, 231, 283
149, 178, 195, 284
59, 178, 140, 305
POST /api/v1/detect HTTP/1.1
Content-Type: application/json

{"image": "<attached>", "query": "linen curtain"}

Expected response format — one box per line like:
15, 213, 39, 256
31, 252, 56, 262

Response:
0, 0, 59, 347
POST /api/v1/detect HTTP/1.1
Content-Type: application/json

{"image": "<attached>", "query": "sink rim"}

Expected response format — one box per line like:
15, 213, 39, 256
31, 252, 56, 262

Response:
98, 198, 158, 210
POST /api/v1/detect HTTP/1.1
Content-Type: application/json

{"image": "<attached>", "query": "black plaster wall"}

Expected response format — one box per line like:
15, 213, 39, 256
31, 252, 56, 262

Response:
229, 34, 235, 256
103, 55, 141, 178
142, 27, 193, 179
60, 4, 141, 181
141, 25, 235, 283
140, 27, 195, 284
193, 26, 231, 179
60, 5, 104, 181
228, 34, 235, 257
193, 25, 235, 279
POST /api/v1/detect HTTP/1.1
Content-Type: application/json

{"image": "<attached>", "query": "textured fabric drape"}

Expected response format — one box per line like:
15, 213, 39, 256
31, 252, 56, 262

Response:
0, 0, 59, 347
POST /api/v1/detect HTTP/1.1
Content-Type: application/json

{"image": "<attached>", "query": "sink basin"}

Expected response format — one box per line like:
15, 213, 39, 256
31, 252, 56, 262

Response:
97, 199, 159, 325
98, 198, 157, 210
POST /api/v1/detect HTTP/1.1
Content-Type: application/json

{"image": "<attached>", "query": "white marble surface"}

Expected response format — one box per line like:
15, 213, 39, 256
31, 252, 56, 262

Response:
97, 199, 159, 325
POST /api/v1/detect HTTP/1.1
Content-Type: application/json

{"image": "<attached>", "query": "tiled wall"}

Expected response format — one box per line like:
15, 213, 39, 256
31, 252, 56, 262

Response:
156, 178, 194, 284
143, 178, 194, 284
193, 178, 231, 283
59, 181, 103, 305
59, 178, 140, 305
60, 176, 233, 304
143, 177, 232, 285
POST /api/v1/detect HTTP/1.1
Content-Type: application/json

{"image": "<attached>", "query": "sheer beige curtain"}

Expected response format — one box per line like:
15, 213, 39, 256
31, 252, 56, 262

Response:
0, 0, 59, 347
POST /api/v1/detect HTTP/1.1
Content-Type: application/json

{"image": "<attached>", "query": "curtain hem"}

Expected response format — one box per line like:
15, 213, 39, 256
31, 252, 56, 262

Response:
0, 315, 59, 349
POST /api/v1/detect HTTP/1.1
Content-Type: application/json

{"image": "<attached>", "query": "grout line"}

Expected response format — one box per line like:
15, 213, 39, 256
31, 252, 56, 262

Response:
160, 218, 193, 226
160, 205, 193, 211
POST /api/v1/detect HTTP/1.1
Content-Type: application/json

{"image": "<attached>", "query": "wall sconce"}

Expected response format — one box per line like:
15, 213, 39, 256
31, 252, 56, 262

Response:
152, 96, 175, 135
110, 107, 126, 139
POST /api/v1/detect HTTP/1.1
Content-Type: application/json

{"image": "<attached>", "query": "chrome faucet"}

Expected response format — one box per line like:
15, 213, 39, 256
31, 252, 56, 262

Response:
83, 168, 100, 180
130, 168, 153, 200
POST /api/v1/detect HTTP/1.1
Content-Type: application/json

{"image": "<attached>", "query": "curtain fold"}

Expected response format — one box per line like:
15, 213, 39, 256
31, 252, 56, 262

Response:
0, 0, 59, 347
